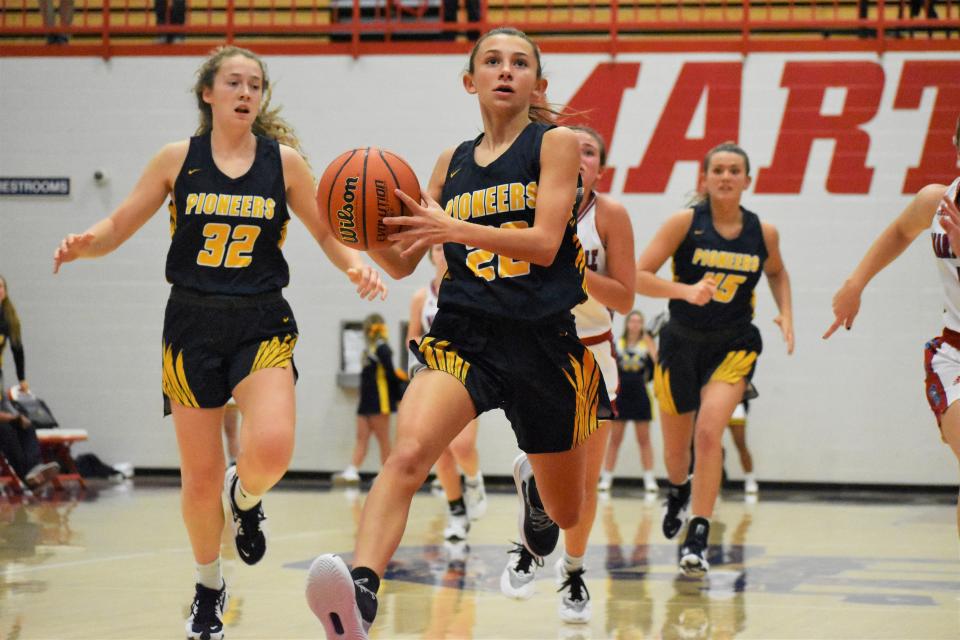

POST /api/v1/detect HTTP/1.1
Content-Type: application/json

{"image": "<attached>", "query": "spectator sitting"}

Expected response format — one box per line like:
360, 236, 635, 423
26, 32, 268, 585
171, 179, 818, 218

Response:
0, 397, 59, 490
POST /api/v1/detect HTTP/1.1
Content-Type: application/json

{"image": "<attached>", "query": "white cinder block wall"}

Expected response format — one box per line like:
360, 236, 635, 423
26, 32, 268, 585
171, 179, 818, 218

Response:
1, 52, 957, 484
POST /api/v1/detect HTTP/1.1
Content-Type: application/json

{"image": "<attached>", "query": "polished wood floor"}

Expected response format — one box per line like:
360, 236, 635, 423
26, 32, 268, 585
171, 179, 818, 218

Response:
1, 479, 957, 639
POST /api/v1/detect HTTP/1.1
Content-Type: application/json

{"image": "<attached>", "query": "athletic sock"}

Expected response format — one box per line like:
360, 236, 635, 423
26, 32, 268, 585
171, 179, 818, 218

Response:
196, 558, 222, 590
233, 477, 262, 511
563, 552, 584, 574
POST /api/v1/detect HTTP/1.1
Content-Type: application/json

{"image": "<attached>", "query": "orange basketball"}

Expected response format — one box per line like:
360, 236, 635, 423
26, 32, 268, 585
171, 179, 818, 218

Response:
317, 147, 421, 251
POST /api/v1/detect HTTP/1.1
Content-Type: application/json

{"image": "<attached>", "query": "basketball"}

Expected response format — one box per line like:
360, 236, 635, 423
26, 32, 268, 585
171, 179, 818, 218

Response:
317, 147, 421, 251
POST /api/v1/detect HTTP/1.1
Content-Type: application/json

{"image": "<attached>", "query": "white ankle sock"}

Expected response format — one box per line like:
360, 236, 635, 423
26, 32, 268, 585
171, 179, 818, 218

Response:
563, 552, 584, 574
464, 473, 481, 487
196, 558, 222, 590
233, 477, 262, 511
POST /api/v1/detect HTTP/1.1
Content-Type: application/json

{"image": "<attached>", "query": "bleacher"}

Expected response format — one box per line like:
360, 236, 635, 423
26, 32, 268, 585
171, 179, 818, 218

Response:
0, 0, 956, 54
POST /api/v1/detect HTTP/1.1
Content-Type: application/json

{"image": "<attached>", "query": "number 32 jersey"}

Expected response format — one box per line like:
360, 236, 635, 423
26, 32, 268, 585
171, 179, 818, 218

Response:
669, 201, 768, 330
165, 132, 291, 295
437, 122, 587, 322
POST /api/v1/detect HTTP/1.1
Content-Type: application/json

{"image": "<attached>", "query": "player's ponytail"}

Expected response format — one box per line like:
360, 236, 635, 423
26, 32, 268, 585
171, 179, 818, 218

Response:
363, 313, 388, 347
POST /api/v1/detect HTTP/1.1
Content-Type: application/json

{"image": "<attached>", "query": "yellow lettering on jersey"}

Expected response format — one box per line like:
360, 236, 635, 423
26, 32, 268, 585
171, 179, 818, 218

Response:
496, 184, 509, 212
203, 194, 217, 215
216, 194, 231, 216
457, 194, 470, 221
441, 181, 539, 222
484, 186, 497, 215
471, 190, 485, 219
184, 193, 274, 219
509, 183, 525, 210
525, 181, 537, 209
692, 248, 760, 274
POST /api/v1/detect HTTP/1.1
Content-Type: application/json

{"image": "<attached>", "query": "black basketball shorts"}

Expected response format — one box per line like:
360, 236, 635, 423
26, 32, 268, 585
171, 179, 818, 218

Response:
410, 307, 612, 454
653, 320, 762, 416
161, 286, 298, 415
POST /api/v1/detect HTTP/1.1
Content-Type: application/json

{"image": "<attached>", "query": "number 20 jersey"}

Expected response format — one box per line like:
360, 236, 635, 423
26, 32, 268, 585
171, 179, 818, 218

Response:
437, 122, 588, 322
165, 132, 291, 295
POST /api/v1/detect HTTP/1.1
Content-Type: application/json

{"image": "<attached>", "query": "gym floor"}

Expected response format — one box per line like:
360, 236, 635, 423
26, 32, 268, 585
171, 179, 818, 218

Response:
1, 478, 957, 639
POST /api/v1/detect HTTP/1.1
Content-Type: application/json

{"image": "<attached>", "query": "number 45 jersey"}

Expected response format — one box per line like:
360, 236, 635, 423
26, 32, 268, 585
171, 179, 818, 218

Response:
668, 201, 768, 330
437, 122, 587, 322
165, 132, 291, 295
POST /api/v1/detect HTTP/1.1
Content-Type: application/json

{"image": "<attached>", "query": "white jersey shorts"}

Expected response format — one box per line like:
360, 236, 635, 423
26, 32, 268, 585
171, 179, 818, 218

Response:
584, 330, 619, 402
923, 327, 960, 432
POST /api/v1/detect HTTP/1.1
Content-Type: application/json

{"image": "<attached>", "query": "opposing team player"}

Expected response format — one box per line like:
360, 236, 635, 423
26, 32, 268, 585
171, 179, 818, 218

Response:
825, 115, 960, 542
499, 125, 634, 624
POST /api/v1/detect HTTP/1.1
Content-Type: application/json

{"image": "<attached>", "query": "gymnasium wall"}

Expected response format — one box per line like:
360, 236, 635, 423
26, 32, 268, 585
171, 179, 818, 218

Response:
1, 52, 958, 484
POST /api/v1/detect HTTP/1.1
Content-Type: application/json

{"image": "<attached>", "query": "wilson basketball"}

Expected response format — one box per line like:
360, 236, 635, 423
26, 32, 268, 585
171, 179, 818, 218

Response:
317, 147, 421, 251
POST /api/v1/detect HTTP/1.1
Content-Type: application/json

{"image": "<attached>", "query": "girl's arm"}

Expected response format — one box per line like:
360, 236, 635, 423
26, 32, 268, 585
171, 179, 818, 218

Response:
761, 222, 795, 354
407, 287, 426, 343
10, 337, 26, 390
389, 127, 581, 267
644, 333, 658, 363
54, 142, 187, 272
281, 146, 387, 300
635, 209, 717, 305
587, 195, 636, 315
824, 183, 946, 338
366, 148, 458, 279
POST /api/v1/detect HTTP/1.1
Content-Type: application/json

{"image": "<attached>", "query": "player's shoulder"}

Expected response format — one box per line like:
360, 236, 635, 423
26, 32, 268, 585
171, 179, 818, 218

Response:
596, 193, 629, 219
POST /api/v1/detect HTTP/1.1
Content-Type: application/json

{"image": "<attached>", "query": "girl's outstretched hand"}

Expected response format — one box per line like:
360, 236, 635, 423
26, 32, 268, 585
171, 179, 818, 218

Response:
346, 266, 388, 301
938, 193, 960, 256
53, 232, 95, 274
823, 279, 862, 339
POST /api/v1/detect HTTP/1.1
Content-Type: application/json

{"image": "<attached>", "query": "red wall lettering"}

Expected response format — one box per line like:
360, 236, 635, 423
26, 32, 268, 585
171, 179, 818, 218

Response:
893, 61, 960, 193
754, 62, 884, 194
564, 62, 641, 193
622, 62, 742, 194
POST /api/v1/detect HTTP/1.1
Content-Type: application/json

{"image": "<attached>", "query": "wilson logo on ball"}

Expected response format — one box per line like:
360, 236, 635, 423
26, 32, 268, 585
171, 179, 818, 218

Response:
336, 176, 360, 244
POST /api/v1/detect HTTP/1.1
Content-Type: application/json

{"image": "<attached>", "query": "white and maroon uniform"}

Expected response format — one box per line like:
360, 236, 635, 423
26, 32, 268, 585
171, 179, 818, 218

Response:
572, 194, 619, 401
409, 280, 441, 375
923, 177, 960, 426
421, 280, 440, 333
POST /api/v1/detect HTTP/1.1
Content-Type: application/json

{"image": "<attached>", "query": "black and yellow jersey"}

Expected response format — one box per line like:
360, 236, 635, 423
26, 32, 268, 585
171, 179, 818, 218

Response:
437, 122, 587, 322
668, 201, 768, 330
165, 132, 291, 295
